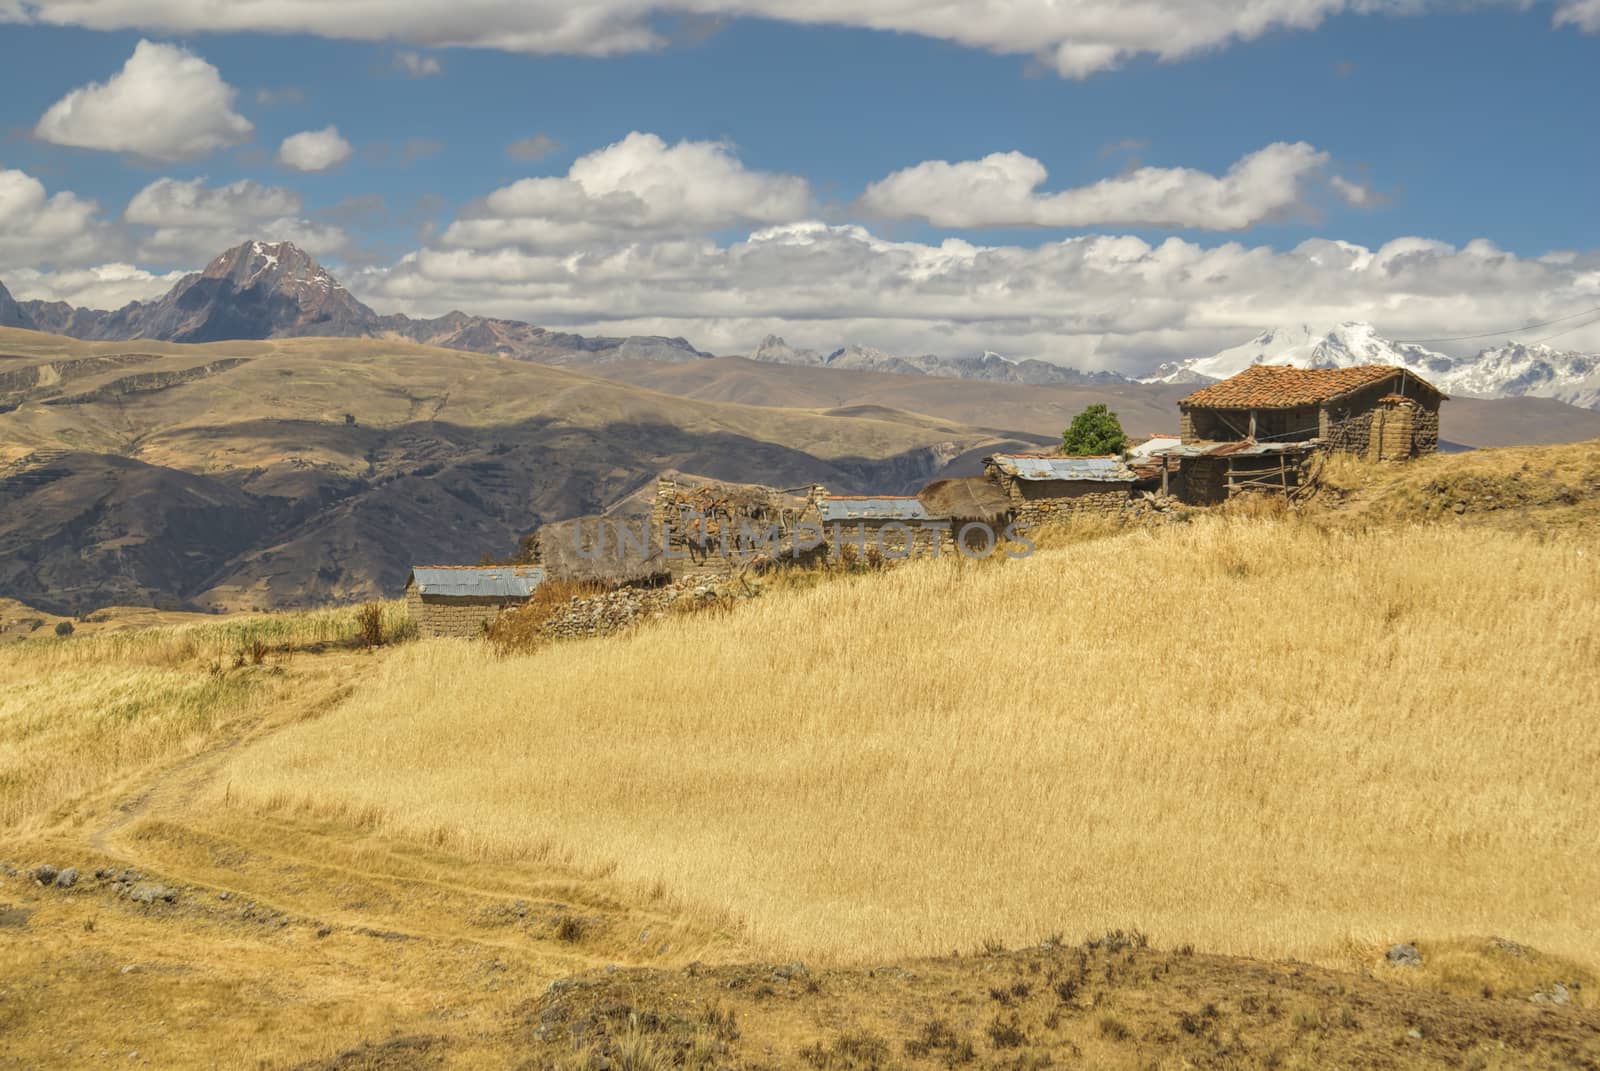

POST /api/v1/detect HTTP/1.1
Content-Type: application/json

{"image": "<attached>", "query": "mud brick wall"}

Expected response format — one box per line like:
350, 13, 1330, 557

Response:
407, 589, 518, 639
822, 521, 955, 561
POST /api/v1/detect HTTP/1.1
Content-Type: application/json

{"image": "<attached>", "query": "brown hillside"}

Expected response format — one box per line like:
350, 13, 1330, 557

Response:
0, 328, 1034, 613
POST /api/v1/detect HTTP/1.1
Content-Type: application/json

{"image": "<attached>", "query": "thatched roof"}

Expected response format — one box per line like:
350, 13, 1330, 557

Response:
529, 517, 667, 586
917, 477, 1012, 524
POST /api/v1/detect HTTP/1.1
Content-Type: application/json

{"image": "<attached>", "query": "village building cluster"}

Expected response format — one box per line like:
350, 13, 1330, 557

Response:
406, 362, 1447, 637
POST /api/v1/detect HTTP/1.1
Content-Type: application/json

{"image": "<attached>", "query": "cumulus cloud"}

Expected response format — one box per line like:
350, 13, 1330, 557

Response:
33, 39, 252, 160
861, 143, 1338, 230
356, 220, 1600, 371
122, 177, 345, 263
278, 125, 354, 171
507, 134, 562, 161
442, 131, 809, 249
14, 1, 1567, 78
394, 50, 442, 76
3, 262, 187, 309
0, 167, 110, 270
1554, 0, 1600, 30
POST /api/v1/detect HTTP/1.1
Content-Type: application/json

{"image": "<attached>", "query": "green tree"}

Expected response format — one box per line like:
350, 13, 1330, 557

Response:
1061, 404, 1127, 456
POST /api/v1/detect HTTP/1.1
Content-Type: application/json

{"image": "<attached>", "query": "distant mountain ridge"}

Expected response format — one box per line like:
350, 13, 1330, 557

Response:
1144, 322, 1600, 411
11, 240, 709, 366
6, 243, 1599, 408
750, 335, 1130, 386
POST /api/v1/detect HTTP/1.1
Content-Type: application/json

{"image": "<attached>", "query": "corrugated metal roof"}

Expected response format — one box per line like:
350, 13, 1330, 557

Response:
986, 454, 1137, 483
817, 496, 941, 522
409, 565, 546, 598
1155, 441, 1322, 459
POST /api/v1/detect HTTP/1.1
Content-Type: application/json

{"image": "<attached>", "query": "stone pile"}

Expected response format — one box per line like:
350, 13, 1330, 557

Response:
538, 577, 736, 640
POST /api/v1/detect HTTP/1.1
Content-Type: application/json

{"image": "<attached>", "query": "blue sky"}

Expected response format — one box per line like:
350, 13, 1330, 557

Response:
1, 2, 1597, 369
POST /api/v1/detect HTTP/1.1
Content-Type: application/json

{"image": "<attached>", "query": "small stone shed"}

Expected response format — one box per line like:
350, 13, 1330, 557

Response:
812, 494, 953, 558
404, 565, 546, 639
1178, 364, 1446, 460
982, 453, 1138, 524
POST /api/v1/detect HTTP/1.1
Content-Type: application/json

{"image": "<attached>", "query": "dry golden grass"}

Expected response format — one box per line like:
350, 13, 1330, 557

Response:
218, 519, 1600, 968
0, 601, 411, 829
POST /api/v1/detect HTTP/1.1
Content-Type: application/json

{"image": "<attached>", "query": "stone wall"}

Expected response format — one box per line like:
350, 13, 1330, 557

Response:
407, 588, 520, 639
651, 476, 817, 578
986, 467, 1133, 525
822, 520, 956, 561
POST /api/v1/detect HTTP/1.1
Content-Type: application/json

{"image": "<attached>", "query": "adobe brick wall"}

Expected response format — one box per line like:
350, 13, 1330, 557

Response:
407, 587, 520, 639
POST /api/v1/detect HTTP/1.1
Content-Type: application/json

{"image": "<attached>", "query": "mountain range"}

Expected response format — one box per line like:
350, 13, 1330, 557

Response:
1144, 322, 1600, 411
750, 335, 1129, 386
10, 241, 710, 367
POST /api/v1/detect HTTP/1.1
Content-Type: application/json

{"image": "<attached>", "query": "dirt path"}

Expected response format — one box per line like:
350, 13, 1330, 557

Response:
4, 648, 742, 1069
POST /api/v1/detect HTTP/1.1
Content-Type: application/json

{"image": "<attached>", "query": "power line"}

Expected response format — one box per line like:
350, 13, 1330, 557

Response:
1527, 311, 1600, 347
1393, 305, 1600, 345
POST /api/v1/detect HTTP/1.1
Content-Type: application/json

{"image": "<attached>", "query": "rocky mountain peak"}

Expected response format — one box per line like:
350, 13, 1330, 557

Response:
0, 277, 34, 329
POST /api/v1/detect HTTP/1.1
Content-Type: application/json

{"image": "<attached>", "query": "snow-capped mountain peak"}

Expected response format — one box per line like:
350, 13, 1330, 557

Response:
1144, 322, 1454, 385
1144, 321, 1600, 411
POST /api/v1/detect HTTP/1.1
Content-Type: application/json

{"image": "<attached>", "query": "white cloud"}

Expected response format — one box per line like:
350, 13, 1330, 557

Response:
507, 133, 561, 161
861, 143, 1336, 230
394, 50, 442, 76
125, 177, 301, 227
122, 177, 345, 262
4, 263, 187, 309
1330, 174, 1378, 207
13, 1, 1557, 78
33, 39, 252, 161
1554, 0, 1600, 31
278, 125, 354, 171
357, 220, 1600, 372
0, 167, 109, 270
442, 131, 809, 249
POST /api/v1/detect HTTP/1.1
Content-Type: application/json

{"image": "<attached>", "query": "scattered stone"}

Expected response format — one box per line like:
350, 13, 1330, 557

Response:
316, 925, 333, 938
54, 867, 78, 889
217, 891, 230, 901
94, 867, 113, 880
1406, 1027, 1423, 1040
120, 965, 139, 975
1386, 943, 1422, 968
31, 864, 59, 886
1490, 937, 1532, 958
1531, 983, 1572, 1006
127, 883, 176, 905
771, 962, 810, 981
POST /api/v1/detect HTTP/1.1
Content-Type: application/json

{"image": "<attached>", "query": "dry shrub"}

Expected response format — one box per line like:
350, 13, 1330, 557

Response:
355, 602, 385, 648
485, 579, 608, 653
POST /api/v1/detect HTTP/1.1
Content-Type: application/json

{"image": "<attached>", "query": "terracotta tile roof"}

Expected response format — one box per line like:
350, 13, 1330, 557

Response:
1179, 364, 1437, 409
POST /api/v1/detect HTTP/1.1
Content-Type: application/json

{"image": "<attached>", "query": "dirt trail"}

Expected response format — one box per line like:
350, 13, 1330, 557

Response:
4, 650, 741, 1069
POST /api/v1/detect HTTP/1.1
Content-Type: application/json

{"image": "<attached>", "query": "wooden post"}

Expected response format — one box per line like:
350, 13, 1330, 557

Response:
1248, 410, 1258, 440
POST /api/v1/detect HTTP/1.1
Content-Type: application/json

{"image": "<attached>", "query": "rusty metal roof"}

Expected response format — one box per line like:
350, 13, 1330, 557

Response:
1179, 364, 1445, 409
817, 496, 942, 522
986, 454, 1137, 483
408, 565, 546, 598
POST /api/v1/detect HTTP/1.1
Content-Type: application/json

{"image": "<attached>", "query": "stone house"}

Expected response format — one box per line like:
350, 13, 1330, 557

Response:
810, 494, 954, 558
404, 565, 546, 639
1178, 364, 1445, 460
982, 453, 1138, 524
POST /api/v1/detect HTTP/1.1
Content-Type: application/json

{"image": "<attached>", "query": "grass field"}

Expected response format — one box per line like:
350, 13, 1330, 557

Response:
0, 601, 409, 831
217, 518, 1600, 970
